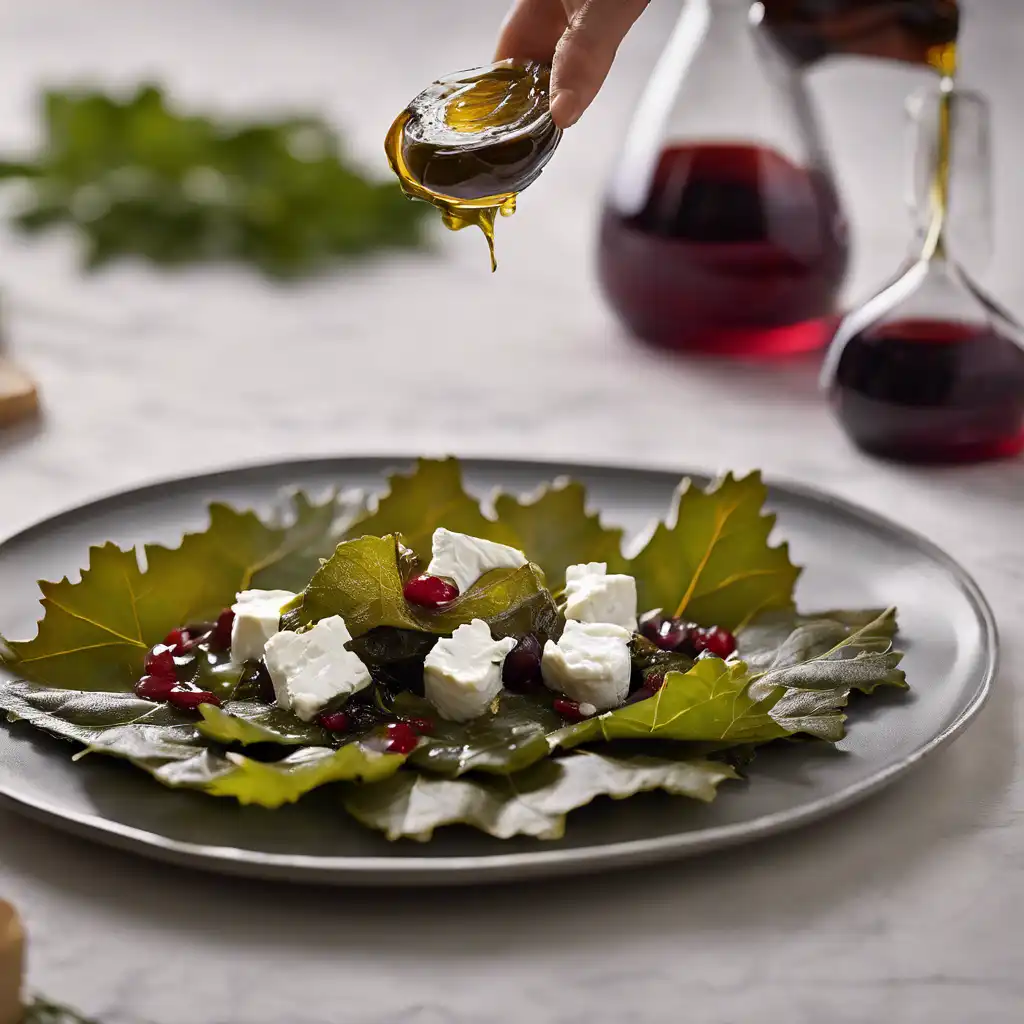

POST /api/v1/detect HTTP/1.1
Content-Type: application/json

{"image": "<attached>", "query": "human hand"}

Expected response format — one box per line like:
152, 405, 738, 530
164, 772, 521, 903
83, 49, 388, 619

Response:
495, 0, 651, 129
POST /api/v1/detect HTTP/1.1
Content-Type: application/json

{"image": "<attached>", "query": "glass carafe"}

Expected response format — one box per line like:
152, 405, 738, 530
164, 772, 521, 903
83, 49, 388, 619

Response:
824, 85, 1024, 463
597, 0, 849, 357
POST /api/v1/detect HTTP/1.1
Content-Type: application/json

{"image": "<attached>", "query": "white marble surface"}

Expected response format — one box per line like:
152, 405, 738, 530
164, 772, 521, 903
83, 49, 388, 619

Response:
0, 0, 1022, 1021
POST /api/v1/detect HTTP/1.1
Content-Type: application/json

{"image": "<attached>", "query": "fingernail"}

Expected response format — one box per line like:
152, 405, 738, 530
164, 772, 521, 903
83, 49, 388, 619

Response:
549, 89, 580, 129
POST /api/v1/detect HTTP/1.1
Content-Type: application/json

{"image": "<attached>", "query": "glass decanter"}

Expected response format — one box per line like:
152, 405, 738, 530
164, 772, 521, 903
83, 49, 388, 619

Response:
597, 0, 850, 357
824, 84, 1024, 463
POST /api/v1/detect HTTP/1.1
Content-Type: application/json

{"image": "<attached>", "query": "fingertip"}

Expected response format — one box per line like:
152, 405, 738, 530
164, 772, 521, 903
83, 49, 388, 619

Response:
549, 89, 581, 129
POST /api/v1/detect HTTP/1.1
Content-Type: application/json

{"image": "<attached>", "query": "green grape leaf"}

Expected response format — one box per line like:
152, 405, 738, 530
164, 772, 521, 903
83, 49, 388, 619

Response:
165, 743, 403, 808
346, 458, 516, 562
395, 692, 563, 777
555, 610, 905, 750
492, 480, 627, 587
0, 681, 404, 808
342, 750, 738, 841
737, 607, 898, 672
348, 461, 626, 590
196, 701, 332, 747
0, 491, 360, 691
626, 472, 800, 630
291, 534, 558, 641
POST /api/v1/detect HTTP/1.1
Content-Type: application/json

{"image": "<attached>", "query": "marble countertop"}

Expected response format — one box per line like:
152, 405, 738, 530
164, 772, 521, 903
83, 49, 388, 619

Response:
0, 1, 1022, 1021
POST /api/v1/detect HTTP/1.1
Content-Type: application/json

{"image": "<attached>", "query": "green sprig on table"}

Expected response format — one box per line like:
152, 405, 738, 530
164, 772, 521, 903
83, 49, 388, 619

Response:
0, 84, 432, 278
21, 997, 98, 1023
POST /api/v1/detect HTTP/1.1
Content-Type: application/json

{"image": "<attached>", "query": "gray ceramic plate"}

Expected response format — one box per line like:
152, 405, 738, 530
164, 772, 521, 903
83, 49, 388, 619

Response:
0, 458, 997, 886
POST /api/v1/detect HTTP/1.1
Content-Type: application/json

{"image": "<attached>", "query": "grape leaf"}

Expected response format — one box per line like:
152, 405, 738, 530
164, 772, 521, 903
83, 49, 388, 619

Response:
0, 491, 360, 691
346, 458, 516, 561
166, 743, 403, 808
749, 608, 906, 701
737, 607, 897, 672
348, 460, 626, 590
626, 472, 800, 630
395, 692, 563, 777
342, 750, 738, 841
492, 480, 626, 587
0, 681, 404, 808
555, 610, 905, 750
196, 701, 332, 747
291, 534, 558, 640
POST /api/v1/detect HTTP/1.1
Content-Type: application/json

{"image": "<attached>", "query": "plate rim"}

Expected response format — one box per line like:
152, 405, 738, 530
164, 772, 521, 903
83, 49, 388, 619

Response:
0, 454, 1000, 885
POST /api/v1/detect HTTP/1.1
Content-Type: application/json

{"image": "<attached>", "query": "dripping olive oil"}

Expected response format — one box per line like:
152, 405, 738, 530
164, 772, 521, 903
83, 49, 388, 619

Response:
385, 60, 561, 270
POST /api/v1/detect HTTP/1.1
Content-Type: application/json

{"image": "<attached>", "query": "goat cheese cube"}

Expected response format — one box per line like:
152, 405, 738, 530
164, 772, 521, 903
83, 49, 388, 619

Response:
542, 620, 633, 712
424, 618, 517, 722
563, 562, 638, 632
263, 616, 371, 722
426, 528, 528, 594
230, 589, 297, 663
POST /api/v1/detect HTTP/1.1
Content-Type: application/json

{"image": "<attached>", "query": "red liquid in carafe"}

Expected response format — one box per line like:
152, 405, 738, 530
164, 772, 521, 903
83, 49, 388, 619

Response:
830, 318, 1024, 463
597, 143, 849, 356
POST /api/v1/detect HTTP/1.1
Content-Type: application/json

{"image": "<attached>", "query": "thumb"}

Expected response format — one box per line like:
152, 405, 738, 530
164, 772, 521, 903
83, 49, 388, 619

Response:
550, 0, 651, 128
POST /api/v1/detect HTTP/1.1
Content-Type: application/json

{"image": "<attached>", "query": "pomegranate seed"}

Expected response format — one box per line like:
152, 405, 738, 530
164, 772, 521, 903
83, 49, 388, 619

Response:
654, 619, 691, 652
406, 716, 435, 736
692, 626, 737, 659
318, 711, 351, 733
210, 609, 235, 651
385, 721, 420, 754
167, 688, 221, 712
403, 574, 459, 609
643, 671, 666, 693
163, 627, 200, 656
144, 646, 177, 680
553, 698, 586, 722
135, 674, 178, 701
502, 634, 543, 690
638, 609, 665, 643
163, 627, 186, 647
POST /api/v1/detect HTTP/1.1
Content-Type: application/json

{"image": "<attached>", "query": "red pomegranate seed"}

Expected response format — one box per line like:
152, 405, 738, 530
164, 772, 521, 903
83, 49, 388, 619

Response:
210, 608, 235, 651
135, 674, 178, 701
654, 619, 691, 652
643, 671, 666, 693
692, 626, 737, 659
553, 698, 586, 722
318, 711, 351, 733
163, 627, 200, 656
406, 716, 435, 736
167, 688, 221, 712
385, 721, 420, 754
638, 609, 664, 643
403, 574, 459, 609
144, 646, 177, 681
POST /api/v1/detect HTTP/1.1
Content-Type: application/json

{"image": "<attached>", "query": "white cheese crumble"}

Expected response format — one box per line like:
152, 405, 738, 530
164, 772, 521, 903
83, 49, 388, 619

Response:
423, 618, 517, 722
263, 615, 371, 722
230, 589, 297, 663
541, 620, 633, 711
563, 562, 638, 632
425, 528, 528, 593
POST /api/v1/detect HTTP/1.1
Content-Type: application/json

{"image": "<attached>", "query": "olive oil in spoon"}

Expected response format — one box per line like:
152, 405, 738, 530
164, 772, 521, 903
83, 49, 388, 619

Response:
385, 60, 561, 271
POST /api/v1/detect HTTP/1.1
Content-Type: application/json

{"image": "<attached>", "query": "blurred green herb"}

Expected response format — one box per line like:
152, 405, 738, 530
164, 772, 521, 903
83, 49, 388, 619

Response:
22, 997, 99, 1024
0, 84, 431, 278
